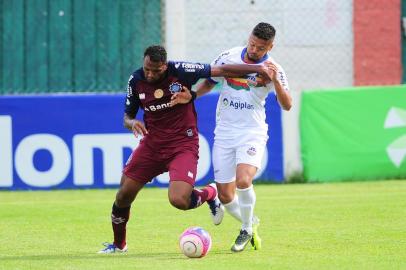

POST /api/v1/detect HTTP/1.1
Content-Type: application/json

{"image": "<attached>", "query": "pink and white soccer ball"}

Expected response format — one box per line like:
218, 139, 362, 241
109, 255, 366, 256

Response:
179, 227, 212, 258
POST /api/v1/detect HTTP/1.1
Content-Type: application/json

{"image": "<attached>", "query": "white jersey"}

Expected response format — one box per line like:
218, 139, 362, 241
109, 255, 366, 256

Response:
210, 46, 289, 147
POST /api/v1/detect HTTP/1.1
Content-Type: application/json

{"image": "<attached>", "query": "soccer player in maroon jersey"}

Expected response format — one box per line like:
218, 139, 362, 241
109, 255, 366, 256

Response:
98, 45, 273, 253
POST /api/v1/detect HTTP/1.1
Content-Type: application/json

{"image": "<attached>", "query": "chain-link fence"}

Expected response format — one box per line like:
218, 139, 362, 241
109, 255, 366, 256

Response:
2, 0, 402, 94
0, 0, 162, 94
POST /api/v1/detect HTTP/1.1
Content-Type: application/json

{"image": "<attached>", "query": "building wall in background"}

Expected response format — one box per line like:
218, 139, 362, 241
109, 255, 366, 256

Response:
166, 0, 354, 92
354, 0, 401, 85
0, 0, 162, 94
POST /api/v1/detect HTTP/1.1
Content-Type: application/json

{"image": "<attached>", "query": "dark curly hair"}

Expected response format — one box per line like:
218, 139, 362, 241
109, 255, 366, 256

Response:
252, 22, 276, 41
144, 45, 167, 63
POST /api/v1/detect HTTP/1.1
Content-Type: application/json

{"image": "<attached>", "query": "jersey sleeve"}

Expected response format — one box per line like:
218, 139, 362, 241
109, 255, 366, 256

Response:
208, 50, 231, 84
276, 65, 290, 92
124, 74, 141, 117
168, 61, 211, 85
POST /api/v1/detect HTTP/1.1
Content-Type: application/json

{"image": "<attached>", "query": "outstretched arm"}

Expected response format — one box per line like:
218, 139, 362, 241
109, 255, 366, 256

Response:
211, 64, 270, 79
170, 63, 274, 106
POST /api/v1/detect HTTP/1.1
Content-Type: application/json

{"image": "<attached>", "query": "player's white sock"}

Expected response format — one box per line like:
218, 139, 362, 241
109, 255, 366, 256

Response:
223, 195, 242, 222
237, 185, 256, 235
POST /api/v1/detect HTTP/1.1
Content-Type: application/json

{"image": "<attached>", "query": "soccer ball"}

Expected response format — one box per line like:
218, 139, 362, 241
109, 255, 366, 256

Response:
179, 227, 212, 258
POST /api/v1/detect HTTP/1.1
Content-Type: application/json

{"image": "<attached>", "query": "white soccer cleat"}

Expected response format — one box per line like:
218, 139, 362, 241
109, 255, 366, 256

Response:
207, 183, 225, 225
231, 229, 252, 252
97, 242, 128, 254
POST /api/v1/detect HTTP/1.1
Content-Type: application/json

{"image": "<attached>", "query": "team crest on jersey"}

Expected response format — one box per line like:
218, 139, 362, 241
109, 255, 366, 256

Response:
246, 75, 258, 87
139, 93, 145, 99
154, 89, 164, 99
247, 147, 257, 156
169, 82, 183, 94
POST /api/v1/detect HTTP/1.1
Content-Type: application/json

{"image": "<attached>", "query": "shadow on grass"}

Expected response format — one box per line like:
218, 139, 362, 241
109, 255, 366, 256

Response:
0, 249, 232, 261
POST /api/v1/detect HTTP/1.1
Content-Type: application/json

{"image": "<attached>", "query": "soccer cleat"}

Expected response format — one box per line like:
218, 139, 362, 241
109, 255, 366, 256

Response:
97, 242, 128, 254
251, 216, 262, 250
207, 183, 224, 225
231, 230, 252, 252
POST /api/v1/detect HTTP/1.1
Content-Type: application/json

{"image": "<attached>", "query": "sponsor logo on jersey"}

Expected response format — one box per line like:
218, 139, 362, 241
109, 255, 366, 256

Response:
213, 51, 230, 65
127, 85, 133, 97
181, 63, 205, 72
144, 101, 171, 112
154, 89, 164, 99
222, 98, 254, 110
278, 71, 287, 87
247, 147, 257, 156
169, 82, 183, 94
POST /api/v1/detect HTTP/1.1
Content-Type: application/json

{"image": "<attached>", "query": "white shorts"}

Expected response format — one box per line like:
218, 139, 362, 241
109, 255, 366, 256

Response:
212, 138, 267, 184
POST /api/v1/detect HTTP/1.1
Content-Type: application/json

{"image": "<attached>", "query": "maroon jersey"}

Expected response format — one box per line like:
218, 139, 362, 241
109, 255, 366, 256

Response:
124, 61, 211, 147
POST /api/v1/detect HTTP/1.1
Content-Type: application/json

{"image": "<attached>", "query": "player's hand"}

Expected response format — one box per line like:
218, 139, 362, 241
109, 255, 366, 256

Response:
255, 73, 272, 87
170, 86, 193, 107
262, 61, 278, 82
132, 120, 148, 137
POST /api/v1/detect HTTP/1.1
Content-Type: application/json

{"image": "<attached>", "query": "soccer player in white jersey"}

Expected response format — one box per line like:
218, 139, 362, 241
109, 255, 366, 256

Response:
195, 22, 292, 252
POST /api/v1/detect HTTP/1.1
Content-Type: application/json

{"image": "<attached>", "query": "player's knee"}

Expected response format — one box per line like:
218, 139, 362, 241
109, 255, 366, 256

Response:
218, 192, 234, 204
168, 194, 189, 210
236, 177, 253, 189
236, 173, 254, 189
115, 190, 134, 208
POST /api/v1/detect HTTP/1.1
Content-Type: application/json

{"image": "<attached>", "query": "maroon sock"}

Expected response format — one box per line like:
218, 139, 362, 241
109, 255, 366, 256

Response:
111, 203, 130, 249
188, 185, 217, 209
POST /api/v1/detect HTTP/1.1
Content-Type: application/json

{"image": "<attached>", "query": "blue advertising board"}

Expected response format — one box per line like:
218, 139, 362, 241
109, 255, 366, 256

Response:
0, 93, 283, 190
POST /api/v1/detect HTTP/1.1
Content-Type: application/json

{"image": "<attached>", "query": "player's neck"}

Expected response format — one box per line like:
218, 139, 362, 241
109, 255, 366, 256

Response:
243, 53, 257, 64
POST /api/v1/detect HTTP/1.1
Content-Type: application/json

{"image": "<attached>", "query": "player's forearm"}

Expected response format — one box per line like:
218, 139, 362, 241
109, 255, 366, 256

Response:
196, 79, 216, 98
273, 80, 292, 111
123, 113, 136, 131
211, 64, 264, 77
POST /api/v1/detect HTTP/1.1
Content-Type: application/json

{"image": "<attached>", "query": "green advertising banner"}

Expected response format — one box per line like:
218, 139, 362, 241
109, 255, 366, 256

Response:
300, 85, 406, 182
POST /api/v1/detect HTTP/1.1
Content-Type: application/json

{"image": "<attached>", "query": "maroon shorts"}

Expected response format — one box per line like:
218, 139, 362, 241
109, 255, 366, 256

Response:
123, 139, 198, 186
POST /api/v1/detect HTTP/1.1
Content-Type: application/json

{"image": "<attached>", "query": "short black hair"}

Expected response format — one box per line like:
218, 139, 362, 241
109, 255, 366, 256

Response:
144, 45, 167, 63
252, 22, 276, 41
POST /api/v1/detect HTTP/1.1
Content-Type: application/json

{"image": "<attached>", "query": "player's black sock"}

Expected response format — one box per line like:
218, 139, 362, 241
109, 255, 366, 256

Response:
188, 191, 199, 209
188, 186, 216, 209
111, 203, 131, 249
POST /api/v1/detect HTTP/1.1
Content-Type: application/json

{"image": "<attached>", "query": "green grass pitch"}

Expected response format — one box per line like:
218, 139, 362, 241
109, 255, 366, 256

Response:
0, 180, 405, 270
